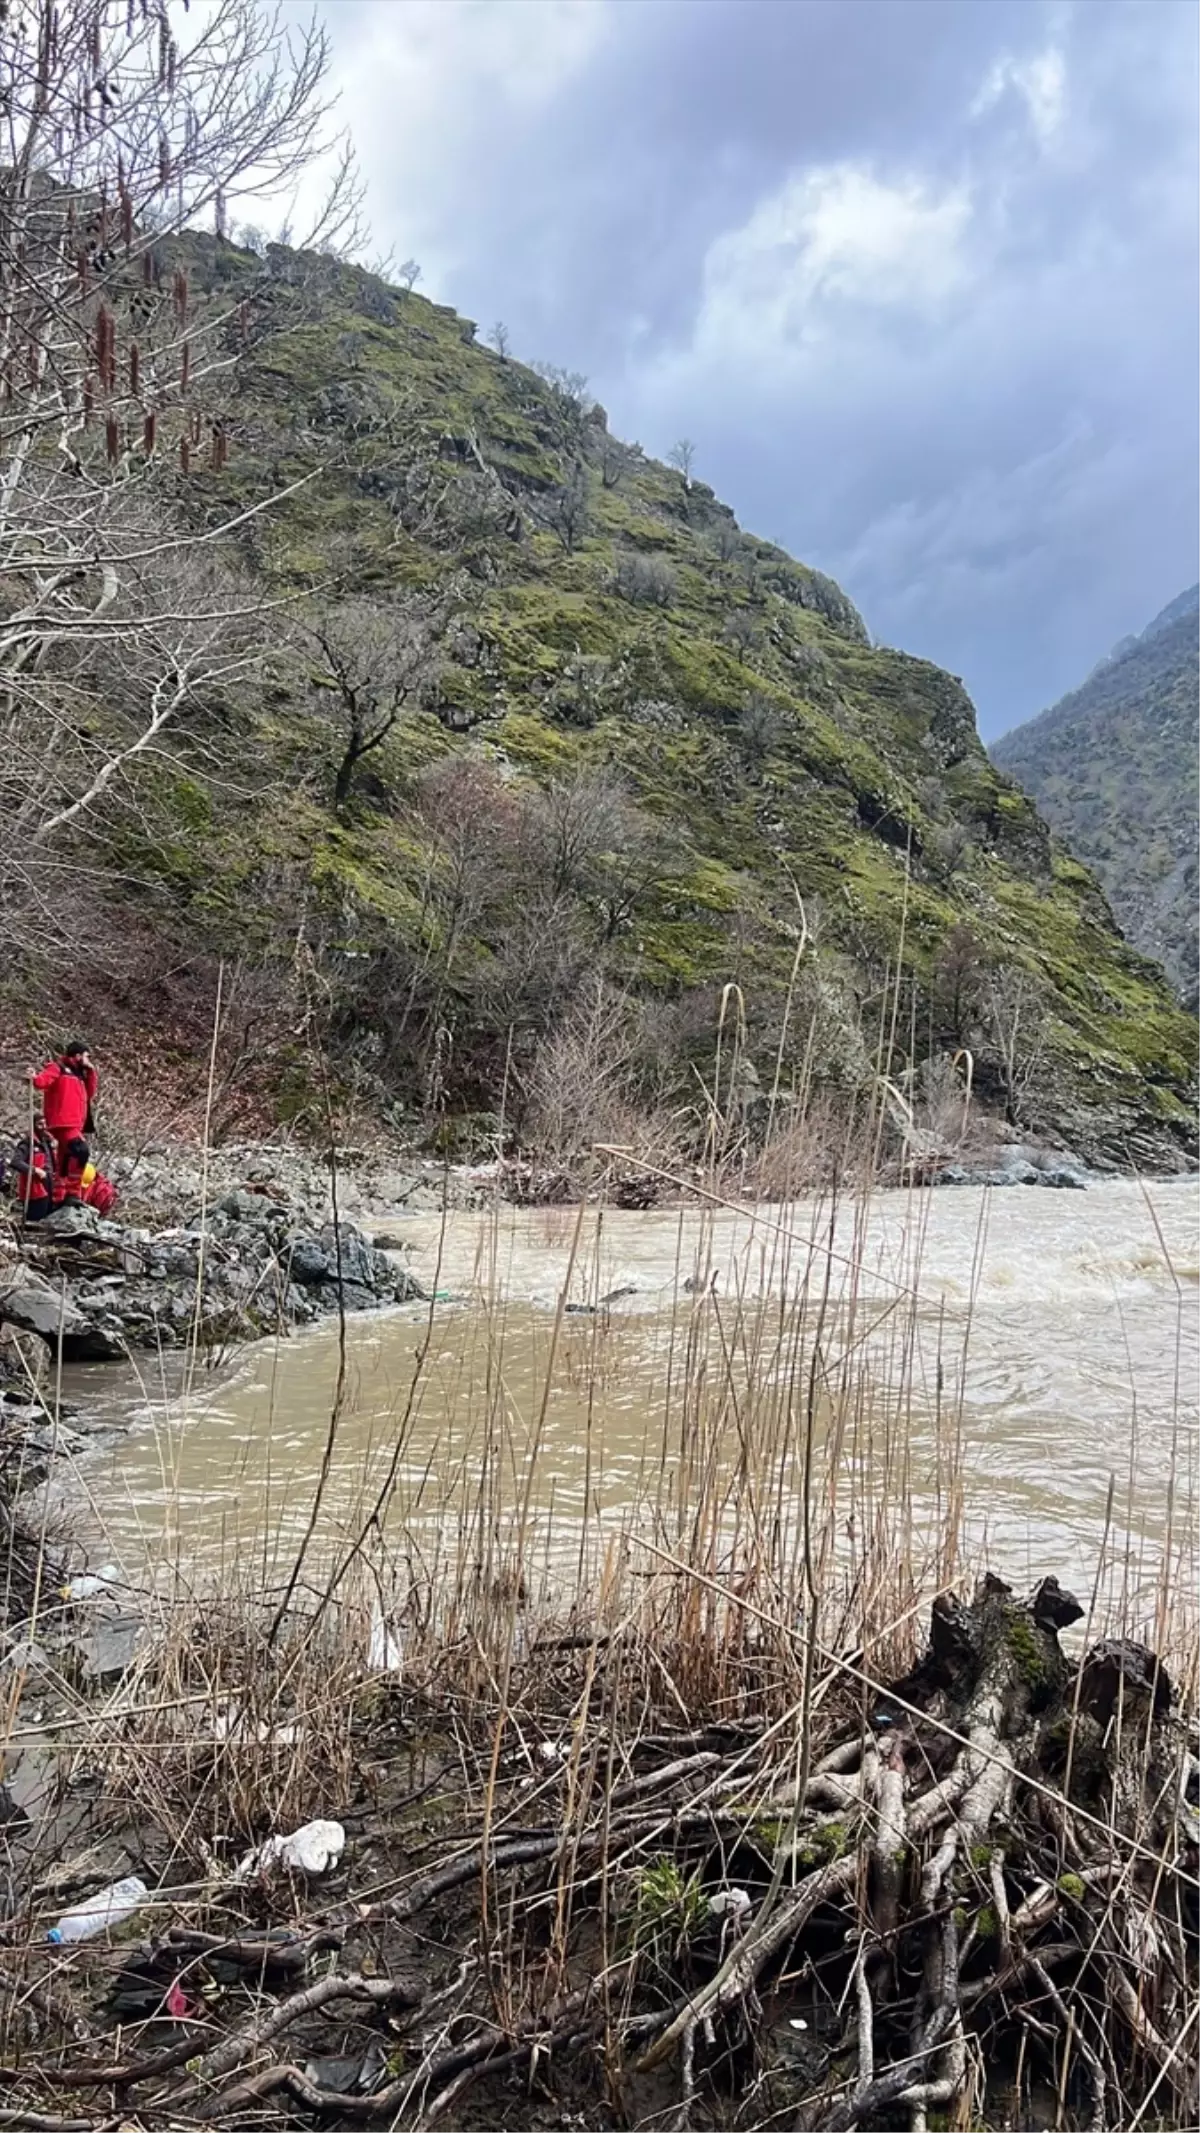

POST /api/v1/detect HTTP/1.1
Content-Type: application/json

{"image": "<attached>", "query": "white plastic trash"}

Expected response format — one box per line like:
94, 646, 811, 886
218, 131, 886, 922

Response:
236, 1819, 346, 1879
61, 1566, 118, 1601
367, 1607, 402, 1673
709, 1887, 752, 1923
47, 1875, 148, 1944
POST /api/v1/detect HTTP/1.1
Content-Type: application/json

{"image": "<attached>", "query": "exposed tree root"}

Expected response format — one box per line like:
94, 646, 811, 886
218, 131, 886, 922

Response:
2, 1574, 1194, 2129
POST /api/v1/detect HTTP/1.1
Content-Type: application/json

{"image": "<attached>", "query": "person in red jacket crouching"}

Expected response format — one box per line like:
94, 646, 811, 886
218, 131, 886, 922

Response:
29, 1042, 98, 1182
7, 1122, 57, 1224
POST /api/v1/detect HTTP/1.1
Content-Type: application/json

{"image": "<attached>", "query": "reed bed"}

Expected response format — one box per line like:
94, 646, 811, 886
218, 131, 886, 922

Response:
0, 1130, 1195, 2129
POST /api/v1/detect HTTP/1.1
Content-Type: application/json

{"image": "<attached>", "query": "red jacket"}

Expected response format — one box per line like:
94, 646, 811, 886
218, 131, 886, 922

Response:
12, 1138, 54, 1206
33, 1058, 98, 1134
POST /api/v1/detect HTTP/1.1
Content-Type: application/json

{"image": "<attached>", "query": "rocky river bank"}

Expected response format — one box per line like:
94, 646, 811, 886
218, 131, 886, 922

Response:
0, 1190, 423, 1380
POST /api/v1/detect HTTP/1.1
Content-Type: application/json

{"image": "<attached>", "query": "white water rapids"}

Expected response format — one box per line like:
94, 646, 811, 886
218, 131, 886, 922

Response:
57, 1179, 1197, 1622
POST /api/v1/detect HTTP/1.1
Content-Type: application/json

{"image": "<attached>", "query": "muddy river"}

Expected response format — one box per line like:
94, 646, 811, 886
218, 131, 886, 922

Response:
54, 1180, 1197, 1619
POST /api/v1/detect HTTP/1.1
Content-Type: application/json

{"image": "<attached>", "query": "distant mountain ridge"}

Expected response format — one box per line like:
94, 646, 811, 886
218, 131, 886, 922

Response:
993, 586, 1199, 1007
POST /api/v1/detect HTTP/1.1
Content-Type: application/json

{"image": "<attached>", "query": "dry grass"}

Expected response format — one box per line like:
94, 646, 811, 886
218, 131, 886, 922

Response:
0, 990, 1194, 2128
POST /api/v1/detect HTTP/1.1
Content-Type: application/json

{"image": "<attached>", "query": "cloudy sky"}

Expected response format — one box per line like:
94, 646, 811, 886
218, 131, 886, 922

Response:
302, 0, 1196, 739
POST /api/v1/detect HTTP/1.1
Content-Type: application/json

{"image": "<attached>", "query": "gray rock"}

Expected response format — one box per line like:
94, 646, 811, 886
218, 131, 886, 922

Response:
1038, 1164, 1087, 1189
74, 1610, 144, 1685
39, 1203, 103, 1242
285, 1236, 333, 1284
213, 1190, 288, 1233
65, 1315, 127, 1361
997, 1159, 1040, 1186
0, 1323, 50, 1388
317, 1278, 378, 1313
0, 1268, 89, 1343
318, 1222, 377, 1290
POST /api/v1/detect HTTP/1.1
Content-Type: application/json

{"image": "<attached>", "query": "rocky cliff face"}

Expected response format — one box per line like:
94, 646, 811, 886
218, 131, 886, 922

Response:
7, 238, 1195, 1168
993, 588, 1199, 1010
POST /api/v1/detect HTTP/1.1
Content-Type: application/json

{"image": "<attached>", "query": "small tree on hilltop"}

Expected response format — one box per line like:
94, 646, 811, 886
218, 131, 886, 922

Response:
668, 437, 697, 488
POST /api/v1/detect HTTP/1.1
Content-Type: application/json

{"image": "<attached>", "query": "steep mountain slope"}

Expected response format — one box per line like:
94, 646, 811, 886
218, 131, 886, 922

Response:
8, 238, 1195, 1167
993, 589, 1199, 1008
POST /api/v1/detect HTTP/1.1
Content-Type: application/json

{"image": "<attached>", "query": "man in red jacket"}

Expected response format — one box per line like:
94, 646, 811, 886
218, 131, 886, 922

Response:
29, 1043, 98, 1178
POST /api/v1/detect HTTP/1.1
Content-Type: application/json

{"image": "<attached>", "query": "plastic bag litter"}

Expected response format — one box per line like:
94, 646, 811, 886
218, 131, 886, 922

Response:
236, 1819, 346, 1880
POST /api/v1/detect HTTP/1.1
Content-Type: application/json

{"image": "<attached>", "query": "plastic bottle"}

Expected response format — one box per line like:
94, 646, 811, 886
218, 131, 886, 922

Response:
46, 1875, 148, 1944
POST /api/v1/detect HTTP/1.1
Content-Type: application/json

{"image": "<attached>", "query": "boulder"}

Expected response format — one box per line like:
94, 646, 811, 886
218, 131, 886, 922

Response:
1000, 1158, 1041, 1187
0, 1267, 89, 1343
317, 1278, 378, 1314
64, 1314, 127, 1361
215, 1189, 287, 1229
0, 1323, 51, 1389
285, 1236, 333, 1285
39, 1204, 104, 1242
318, 1222, 377, 1290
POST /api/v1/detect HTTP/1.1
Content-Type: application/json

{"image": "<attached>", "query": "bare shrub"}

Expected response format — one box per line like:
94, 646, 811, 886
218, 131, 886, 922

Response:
613, 552, 675, 607
522, 979, 687, 1183
933, 922, 985, 1042
927, 819, 973, 878
713, 518, 741, 563
741, 1093, 854, 1199
522, 979, 637, 1170
736, 691, 786, 774
531, 361, 593, 411
722, 608, 760, 655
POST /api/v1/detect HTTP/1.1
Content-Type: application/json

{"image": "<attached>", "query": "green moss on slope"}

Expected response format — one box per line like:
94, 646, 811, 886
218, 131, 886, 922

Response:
86, 235, 1196, 1160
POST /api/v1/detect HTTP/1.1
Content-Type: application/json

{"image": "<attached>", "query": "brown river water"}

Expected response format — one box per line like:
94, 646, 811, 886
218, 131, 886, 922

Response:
52, 1180, 1198, 1620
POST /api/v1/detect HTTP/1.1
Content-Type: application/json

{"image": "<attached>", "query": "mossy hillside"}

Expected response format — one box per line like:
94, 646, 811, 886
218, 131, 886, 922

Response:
117, 237, 1195, 1155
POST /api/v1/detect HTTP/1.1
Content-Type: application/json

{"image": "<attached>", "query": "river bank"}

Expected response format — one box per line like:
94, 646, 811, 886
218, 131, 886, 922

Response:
0, 1557, 1194, 2129
0, 1158, 1196, 2128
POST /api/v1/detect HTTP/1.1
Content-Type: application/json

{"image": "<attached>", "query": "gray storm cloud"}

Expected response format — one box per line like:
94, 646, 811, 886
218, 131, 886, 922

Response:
313, 0, 1198, 737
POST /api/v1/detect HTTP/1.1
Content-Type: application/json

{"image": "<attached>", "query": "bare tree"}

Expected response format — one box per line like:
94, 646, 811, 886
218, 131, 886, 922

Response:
531, 361, 591, 410
982, 964, 1048, 1124
934, 923, 984, 1042
398, 257, 422, 292
668, 437, 697, 487
553, 459, 590, 552
723, 607, 760, 655
488, 320, 510, 359
0, 0, 362, 899
307, 596, 445, 813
